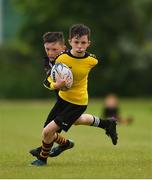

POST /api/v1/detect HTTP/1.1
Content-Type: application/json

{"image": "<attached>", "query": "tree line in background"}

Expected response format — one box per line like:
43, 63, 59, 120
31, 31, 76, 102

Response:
0, 0, 152, 98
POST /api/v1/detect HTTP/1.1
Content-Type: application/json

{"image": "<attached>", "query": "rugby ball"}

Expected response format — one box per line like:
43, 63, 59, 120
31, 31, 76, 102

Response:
51, 63, 73, 90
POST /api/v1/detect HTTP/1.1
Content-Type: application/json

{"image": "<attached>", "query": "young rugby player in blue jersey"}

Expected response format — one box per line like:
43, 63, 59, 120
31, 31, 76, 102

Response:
31, 24, 118, 166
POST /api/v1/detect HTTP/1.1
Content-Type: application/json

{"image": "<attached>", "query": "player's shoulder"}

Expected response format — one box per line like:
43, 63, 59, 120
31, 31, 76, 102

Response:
58, 50, 67, 56
86, 51, 97, 60
55, 49, 68, 59
87, 52, 98, 62
88, 53, 97, 59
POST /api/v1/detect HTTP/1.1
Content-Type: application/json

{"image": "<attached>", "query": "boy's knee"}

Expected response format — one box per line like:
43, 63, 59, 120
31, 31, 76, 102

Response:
75, 115, 85, 125
42, 128, 50, 138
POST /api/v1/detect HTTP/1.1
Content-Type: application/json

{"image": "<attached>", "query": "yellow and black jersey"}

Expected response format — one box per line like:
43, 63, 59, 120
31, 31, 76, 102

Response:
55, 50, 98, 105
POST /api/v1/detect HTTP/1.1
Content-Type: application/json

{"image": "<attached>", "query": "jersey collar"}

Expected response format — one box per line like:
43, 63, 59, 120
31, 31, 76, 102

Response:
67, 49, 89, 59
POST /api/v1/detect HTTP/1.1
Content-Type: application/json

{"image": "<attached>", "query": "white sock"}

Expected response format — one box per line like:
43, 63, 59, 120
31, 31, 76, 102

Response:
91, 116, 100, 127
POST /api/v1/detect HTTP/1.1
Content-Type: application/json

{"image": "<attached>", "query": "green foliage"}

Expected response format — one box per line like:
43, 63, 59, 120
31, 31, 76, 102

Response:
2, 0, 152, 98
0, 45, 55, 98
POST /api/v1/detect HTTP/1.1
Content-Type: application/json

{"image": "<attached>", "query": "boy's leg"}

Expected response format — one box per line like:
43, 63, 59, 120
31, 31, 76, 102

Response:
49, 134, 74, 157
31, 141, 53, 166
49, 101, 87, 157
29, 98, 74, 157
44, 99, 74, 150
31, 121, 60, 166
50, 113, 118, 158
29, 132, 74, 158
75, 114, 118, 145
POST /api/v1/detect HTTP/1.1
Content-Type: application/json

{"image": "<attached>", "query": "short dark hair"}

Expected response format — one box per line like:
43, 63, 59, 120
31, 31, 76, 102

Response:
69, 24, 90, 40
43, 32, 65, 44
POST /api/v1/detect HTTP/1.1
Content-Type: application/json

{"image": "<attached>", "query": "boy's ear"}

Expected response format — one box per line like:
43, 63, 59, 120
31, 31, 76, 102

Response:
63, 45, 66, 50
68, 39, 71, 45
88, 40, 91, 46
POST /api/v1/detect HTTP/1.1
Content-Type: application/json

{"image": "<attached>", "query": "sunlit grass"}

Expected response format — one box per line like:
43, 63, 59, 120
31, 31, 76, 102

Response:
0, 99, 152, 178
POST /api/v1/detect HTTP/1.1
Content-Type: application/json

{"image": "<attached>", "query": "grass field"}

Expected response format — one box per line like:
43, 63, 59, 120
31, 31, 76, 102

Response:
0, 98, 152, 179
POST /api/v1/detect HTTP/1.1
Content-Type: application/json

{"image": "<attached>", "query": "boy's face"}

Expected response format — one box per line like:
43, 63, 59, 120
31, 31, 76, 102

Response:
44, 42, 66, 61
69, 35, 90, 55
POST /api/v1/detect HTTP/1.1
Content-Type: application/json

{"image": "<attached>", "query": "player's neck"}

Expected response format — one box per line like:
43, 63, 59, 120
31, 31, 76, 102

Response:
70, 49, 85, 57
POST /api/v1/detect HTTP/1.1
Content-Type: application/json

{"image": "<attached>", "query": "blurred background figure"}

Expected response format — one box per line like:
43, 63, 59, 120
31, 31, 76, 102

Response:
102, 93, 133, 125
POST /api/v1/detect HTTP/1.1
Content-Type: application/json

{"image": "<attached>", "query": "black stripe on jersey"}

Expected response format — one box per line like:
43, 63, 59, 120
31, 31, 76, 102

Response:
43, 56, 55, 72
66, 49, 90, 59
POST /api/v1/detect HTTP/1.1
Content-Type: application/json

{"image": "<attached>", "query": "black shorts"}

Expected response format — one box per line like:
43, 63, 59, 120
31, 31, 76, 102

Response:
44, 96, 87, 132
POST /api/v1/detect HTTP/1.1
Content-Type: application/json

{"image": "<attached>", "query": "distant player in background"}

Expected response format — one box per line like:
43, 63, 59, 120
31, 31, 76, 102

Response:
102, 93, 133, 125
31, 24, 118, 166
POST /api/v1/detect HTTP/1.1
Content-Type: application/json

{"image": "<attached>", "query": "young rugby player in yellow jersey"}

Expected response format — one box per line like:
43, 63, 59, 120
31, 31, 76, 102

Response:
29, 32, 75, 158
31, 24, 118, 166
29, 31, 107, 159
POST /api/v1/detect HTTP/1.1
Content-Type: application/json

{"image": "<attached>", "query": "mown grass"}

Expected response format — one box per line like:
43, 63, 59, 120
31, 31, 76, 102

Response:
0, 99, 152, 178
